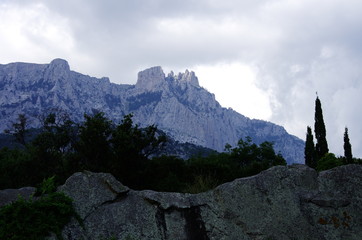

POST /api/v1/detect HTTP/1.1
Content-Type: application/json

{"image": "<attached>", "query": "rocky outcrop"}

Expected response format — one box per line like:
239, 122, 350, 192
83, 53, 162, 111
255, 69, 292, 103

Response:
19, 164, 358, 239
0, 59, 304, 163
136, 66, 166, 91
0, 187, 36, 207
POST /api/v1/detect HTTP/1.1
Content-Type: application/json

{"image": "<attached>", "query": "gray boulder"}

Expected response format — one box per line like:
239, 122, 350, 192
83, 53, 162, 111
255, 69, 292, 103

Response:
0, 186, 36, 207
57, 171, 130, 220
52, 164, 362, 240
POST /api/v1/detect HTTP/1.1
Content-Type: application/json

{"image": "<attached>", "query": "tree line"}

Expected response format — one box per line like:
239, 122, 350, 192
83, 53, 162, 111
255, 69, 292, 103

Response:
0, 111, 286, 193
304, 96, 360, 170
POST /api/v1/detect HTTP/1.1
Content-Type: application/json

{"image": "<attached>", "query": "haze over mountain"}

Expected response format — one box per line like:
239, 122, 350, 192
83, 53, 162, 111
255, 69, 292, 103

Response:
0, 59, 304, 163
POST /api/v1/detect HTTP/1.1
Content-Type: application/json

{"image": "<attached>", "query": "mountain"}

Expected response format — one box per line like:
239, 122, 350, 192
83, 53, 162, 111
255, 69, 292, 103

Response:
0, 59, 304, 163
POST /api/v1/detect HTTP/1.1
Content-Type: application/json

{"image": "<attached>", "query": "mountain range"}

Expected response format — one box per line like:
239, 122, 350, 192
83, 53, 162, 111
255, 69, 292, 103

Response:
0, 59, 304, 163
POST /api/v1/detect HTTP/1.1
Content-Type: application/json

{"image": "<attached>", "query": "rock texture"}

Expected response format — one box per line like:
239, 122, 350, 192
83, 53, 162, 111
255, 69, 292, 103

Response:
24, 164, 360, 239
0, 59, 304, 163
0, 187, 36, 207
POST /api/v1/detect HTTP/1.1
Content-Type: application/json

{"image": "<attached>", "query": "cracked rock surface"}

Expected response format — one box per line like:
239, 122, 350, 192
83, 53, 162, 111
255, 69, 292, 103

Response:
3, 164, 362, 239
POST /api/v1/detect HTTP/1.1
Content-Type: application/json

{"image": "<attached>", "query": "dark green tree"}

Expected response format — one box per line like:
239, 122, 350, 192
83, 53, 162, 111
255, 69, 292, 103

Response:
76, 112, 113, 172
230, 136, 259, 166
30, 112, 77, 182
343, 127, 353, 164
4, 114, 28, 145
314, 97, 328, 159
110, 114, 166, 188
316, 153, 342, 171
305, 126, 316, 168
37, 112, 76, 153
228, 137, 286, 177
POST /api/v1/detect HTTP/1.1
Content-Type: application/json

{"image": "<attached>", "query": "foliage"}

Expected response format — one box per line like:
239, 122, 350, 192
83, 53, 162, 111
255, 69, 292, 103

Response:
305, 126, 316, 168
143, 155, 188, 192
316, 153, 343, 171
27, 113, 78, 186
76, 112, 113, 172
314, 97, 329, 159
184, 174, 221, 194
109, 114, 166, 188
228, 137, 286, 172
183, 138, 286, 193
187, 152, 239, 186
127, 91, 162, 111
343, 127, 353, 164
4, 114, 28, 145
305, 97, 358, 170
35, 176, 57, 196
0, 112, 285, 194
0, 192, 76, 240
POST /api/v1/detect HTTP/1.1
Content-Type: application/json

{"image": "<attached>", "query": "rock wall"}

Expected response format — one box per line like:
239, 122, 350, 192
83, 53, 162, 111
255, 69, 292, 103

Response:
2, 165, 360, 239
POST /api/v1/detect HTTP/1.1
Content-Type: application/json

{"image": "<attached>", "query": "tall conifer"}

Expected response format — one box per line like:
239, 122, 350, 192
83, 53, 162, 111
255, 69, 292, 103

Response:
314, 96, 328, 159
305, 126, 316, 168
343, 127, 353, 164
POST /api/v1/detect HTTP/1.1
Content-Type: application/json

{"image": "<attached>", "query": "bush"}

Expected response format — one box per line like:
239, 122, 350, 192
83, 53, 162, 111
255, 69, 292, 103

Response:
143, 155, 188, 192
0, 192, 77, 240
316, 153, 343, 171
184, 174, 221, 194
0, 147, 35, 189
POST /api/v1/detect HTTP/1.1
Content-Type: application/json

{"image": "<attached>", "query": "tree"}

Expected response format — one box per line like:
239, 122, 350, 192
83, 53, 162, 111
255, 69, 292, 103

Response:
110, 114, 166, 188
314, 97, 328, 159
316, 153, 342, 171
229, 137, 286, 172
305, 126, 316, 168
30, 112, 77, 182
76, 112, 113, 172
4, 114, 28, 145
39, 112, 76, 153
230, 136, 259, 166
343, 127, 353, 164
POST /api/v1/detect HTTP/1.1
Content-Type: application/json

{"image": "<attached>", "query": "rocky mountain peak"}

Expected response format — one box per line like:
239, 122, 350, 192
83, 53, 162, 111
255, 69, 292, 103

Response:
49, 58, 70, 71
167, 70, 200, 87
176, 69, 199, 87
45, 58, 71, 82
136, 66, 165, 91
136, 67, 200, 91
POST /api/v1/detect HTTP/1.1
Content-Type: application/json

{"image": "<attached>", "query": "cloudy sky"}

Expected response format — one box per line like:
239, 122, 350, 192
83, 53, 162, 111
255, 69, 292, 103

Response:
1, 0, 362, 157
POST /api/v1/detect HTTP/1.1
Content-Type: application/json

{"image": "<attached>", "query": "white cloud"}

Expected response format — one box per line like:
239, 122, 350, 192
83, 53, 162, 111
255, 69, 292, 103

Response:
194, 62, 272, 120
0, 2, 75, 63
1, 0, 362, 158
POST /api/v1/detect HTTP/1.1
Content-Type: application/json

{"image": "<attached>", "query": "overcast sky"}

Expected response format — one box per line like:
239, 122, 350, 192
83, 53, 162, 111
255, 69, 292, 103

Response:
1, 0, 362, 158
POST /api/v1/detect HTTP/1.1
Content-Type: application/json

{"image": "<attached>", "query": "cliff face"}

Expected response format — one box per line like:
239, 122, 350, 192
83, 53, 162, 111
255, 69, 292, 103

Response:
2, 165, 362, 239
0, 59, 304, 163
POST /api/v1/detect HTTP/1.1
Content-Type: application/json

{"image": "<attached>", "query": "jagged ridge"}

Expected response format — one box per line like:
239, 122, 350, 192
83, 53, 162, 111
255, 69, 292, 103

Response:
0, 59, 304, 163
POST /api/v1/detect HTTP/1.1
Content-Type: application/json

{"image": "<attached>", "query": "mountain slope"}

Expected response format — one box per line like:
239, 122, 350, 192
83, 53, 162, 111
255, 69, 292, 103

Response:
0, 59, 304, 163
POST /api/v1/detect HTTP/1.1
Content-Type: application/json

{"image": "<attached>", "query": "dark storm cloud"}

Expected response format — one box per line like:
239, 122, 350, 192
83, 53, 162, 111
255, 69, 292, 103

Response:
38, 0, 274, 82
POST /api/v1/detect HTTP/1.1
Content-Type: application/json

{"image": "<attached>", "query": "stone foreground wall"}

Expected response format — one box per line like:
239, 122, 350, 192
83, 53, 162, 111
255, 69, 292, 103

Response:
2, 164, 362, 239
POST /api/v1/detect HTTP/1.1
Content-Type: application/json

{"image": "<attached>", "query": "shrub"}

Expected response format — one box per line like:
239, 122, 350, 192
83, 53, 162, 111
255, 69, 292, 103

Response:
35, 175, 57, 196
184, 174, 221, 194
0, 192, 77, 240
316, 153, 343, 171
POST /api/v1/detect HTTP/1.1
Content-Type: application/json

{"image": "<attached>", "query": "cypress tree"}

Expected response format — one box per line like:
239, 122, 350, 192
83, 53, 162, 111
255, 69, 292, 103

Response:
305, 126, 316, 168
343, 127, 353, 164
314, 96, 328, 159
